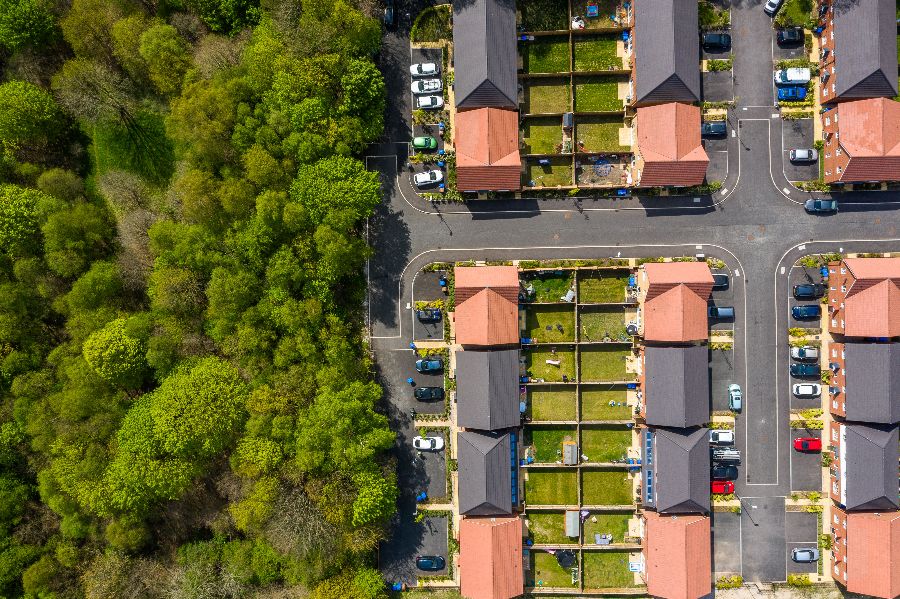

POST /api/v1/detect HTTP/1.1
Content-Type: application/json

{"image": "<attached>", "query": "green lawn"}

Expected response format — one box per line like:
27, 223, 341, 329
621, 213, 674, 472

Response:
582, 470, 633, 505
526, 305, 576, 342
774, 0, 813, 27
529, 426, 577, 462
576, 117, 629, 153
583, 513, 632, 544
529, 551, 579, 588
573, 35, 621, 71
527, 512, 573, 543
523, 37, 571, 73
579, 346, 630, 382
578, 271, 630, 303
410, 5, 452, 42
529, 387, 577, 421
526, 349, 576, 382
525, 271, 575, 303
579, 308, 627, 341
574, 76, 624, 112
583, 551, 640, 589
526, 161, 574, 187
519, 0, 569, 31
526, 470, 578, 505
523, 118, 562, 154
581, 387, 630, 420
524, 79, 571, 114
580, 427, 631, 463
573, 0, 622, 29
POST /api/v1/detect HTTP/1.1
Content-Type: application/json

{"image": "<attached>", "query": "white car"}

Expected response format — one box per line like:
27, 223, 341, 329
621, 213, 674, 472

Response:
709, 430, 735, 445
763, 0, 783, 16
792, 383, 821, 398
413, 170, 444, 187
791, 346, 819, 361
410, 62, 439, 77
790, 148, 819, 162
416, 95, 444, 110
411, 79, 442, 94
774, 67, 811, 85
413, 435, 445, 451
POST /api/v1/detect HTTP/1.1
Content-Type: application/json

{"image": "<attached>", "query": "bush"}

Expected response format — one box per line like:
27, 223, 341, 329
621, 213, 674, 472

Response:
411, 5, 451, 43
716, 575, 743, 589
707, 58, 733, 72
787, 574, 812, 586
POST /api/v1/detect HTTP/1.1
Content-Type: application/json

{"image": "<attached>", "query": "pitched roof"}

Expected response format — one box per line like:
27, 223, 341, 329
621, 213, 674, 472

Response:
831, 0, 898, 100
642, 511, 712, 599
643, 262, 715, 290
452, 0, 518, 109
459, 517, 524, 599
633, 0, 700, 105
843, 343, 900, 424
455, 288, 519, 347
835, 99, 900, 182
845, 257, 900, 281
843, 279, 900, 338
845, 511, 900, 599
458, 431, 514, 515
644, 427, 710, 514
643, 285, 709, 342
455, 108, 521, 192
842, 423, 899, 511
643, 346, 710, 428
455, 266, 520, 304
636, 103, 709, 187
456, 349, 521, 430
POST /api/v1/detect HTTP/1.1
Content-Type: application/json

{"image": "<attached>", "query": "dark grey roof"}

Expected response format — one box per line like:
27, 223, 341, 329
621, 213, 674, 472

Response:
842, 423, 899, 511
452, 0, 518, 109
832, 0, 899, 100
643, 427, 710, 514
633, 0, 700, 105
456, 349, 521, 430
458, 431, 513, 515
844, 343, 900, 424
643, 345, 709, 428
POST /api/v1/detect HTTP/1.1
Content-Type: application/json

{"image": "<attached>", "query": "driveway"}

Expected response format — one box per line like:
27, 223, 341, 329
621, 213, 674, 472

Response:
785, 512, 820, 575
789, 429, 823, 492
379, 511, 449, 585
709, 346, 735, 413
412, 269, 447, 341
702, 70, 734, 103
740, 496, 786, 582
782, 118, 818, 183
712, 511, 742, 575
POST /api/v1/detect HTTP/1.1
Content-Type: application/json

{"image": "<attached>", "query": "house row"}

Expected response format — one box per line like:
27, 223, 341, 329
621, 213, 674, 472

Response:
824, 257, 900, 598
816, 0, 900, 184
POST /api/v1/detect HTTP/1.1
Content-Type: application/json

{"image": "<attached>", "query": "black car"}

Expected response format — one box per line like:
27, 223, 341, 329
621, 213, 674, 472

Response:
416, 308, 442, 322
711, 465, 739, 481
414, 386, 445, 401
416, 555, 445, 571
712, 273, 729, 290
792, 283, 826, 299
701, 121, 727, 137
701, 32, 732, 51
776, 26, 803, 45
792, 304, 821, 320
383, 0, 396, 28
790, 363, 821, 377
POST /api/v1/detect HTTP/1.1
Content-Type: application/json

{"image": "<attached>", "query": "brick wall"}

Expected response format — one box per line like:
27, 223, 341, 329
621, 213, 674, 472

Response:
831, 506, 849, 587
829, 342, 846, 418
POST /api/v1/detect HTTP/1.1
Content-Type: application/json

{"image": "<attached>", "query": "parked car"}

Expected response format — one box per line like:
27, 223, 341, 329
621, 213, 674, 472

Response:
712, 273, 730, 290
790, 363, 821, 377
411, 79, 442, 95
791, 548, 820, 563
708, 306, 735, 319
412, 136, 438, 151
413, 170, 443, 188
415, 358, 443, 373
777, 86, 807, 102
793, 283, 826, 299
410, 62, 439, 77
804, 199, 838, 214
416, 555, 446, 571
777, 26, 803, 45
793, 437, 822, 452
414, 386, 445, 401
383, 0, 396, 28
711, 480, 735, 494
710, 429, 735, 445
416, 307, 442, 322
711, 464, 739, 481
701, 32, 731, 51
792, 383, 821, 398
774, 67, 811, 85
790, 148, 818, 162
792, 304, 821, 319
701, 121, 727, 137
791, 346, 819, 361
416, 95, 444, 110
728, 383, 742, 412
712, 448, 741, 463
413, 435, 445, 451
763, 0, 784, 16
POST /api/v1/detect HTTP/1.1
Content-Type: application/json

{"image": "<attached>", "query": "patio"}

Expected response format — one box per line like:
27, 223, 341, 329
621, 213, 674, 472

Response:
580, 386, 630, 420
528, 387, 578, 421
579, 345, 631, 382
525, 348, 577, 382
582, 470, 633, 505
525, 305, 577, 343
580, 427, 631, 463
525, 470, 579, 505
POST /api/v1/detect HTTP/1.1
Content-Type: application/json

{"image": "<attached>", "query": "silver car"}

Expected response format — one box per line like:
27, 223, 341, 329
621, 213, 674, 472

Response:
411, 79, 442, 94
789, 148, 818, 162
728, 384, 742, 412
792, 383, 821, 398
791, 547, 820, 563
410, 62, 439, 77
709, 430, 735, 445
791, 346, 819, 361
413, 435, 445, 451
416, 95, 444, 110
763, 0, 783, 15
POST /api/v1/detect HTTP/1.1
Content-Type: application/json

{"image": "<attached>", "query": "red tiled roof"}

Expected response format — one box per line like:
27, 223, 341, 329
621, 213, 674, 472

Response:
644, 285, 709, 342
845, 511, 900, 598
455, 266, 519, 304
643, 511, 711, 599
459, 516, 524, 599
644, 262, 715, 289
455, 288, 519, 346
836, 98, 900, 182
455, 108, 522, 191
844, 279, 900, 337
845, 257, 900, 280
636, 103, 709, 187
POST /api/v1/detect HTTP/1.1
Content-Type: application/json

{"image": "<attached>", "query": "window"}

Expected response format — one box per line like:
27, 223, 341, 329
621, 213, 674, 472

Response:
831, 349, 836, 357
840, 267, 845, 274
832, 428, 839, 441
836, 166, 842, 174
841, 285, 846, 292
825, 117, 830, 126
835, 148, 841, 156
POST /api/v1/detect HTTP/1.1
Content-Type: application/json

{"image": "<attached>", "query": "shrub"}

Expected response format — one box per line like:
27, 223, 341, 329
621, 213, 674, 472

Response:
716, 575, 743, 589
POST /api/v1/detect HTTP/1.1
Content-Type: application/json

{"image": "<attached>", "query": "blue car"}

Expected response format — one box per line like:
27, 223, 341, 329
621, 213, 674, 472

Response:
415, 358, 443, 373
777, 86, 807, 102
792, 305, 821, 320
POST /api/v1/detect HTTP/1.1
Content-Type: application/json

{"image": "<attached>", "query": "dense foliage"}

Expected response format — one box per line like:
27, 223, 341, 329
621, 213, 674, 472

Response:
0, 0, 393, 596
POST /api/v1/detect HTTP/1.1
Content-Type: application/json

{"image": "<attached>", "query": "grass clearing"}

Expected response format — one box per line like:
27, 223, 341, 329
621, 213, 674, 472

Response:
578, 270, 630, 303
524, 79, 571, 114
410, 5, 452, 42
526, 305, 576, 343
579, 308, 628, 341
583, 512, 632, 544
523, 117, 562, 154
529, 551, 579, 588
525, 470, 578, 505
583, 551, 640, 588
580, 346, 630, 382
529, 426, 577, 462
574, 76, 624, 112
526, 161, 573, 187
576, 116, 629, 153
581, 427, 631, 463
524, 271, 575, 302
92, 111, 174, 185
581, 386, 630, 420
527, 511, 573, 544
526, 349, 576, 382
573, 35, 621, 71
523, 37, 571, 73
519, 0, 569, 31
582, 470, 633, 505
529, 387, 578, 421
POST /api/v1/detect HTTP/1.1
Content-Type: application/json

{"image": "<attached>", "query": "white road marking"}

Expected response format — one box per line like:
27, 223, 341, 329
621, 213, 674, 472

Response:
735, 269, 740, 277
732, 130, 736, 137
771, 113, 779, 119
783, 187, 791, 194
694, 197, 701, 203
798, 244, 805, 251
780, 267, 785, 274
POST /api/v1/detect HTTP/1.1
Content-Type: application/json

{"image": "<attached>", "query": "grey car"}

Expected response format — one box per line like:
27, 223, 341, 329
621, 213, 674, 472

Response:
791, 547, 820, 563
804, 199, 838, 214
789, 148, 818, 162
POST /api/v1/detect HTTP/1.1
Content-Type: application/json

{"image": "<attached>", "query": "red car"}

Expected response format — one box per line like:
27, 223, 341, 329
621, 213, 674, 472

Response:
711, 480, 734, 494
793, 437, 822, 452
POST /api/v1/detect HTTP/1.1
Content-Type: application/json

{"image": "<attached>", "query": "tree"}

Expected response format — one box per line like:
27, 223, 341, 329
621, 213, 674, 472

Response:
184, 0, 261, 34
41, 202, 114, 278
59, 0, 129, 61
0, 184, 46, 258
289, 156, 381, 227
351, 469, 397, 527
0, 81, 62, 160
37, 169, 84, 202
51, 59, 137, 126
0, 0, 56, 52
309, 568, 388, 599
82, 318, 148, 390
139, 23, 191, 95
